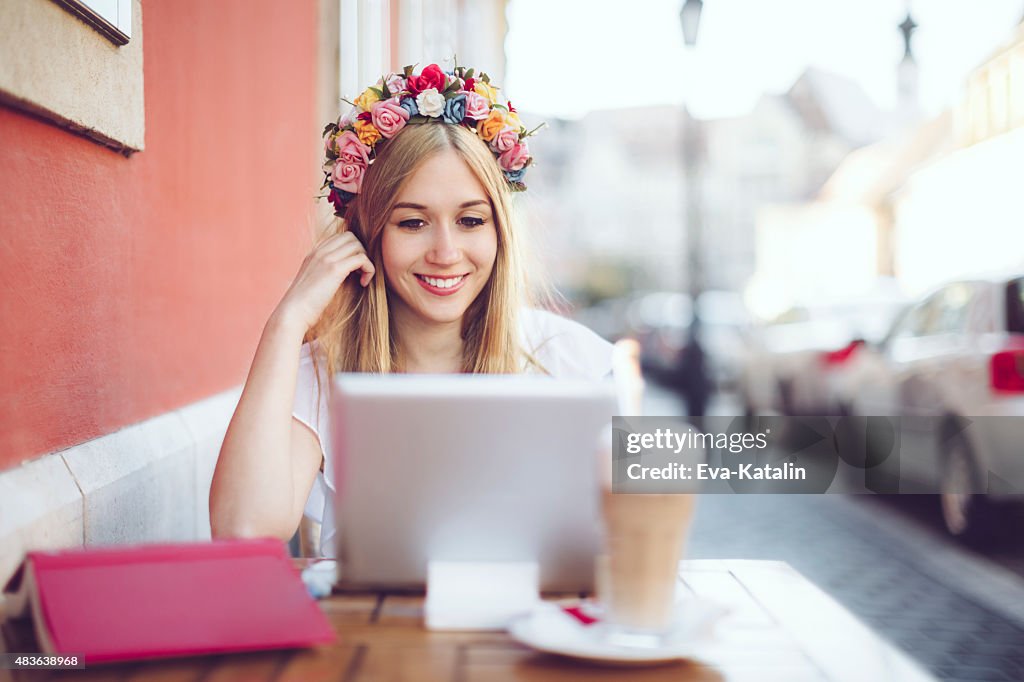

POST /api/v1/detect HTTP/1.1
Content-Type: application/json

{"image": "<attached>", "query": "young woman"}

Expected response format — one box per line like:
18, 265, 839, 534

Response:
209, 64, 614, 553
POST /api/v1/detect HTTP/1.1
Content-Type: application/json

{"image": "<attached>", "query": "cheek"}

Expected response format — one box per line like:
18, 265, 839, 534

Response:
381, 230, 411, 277
475, 228, 499, 271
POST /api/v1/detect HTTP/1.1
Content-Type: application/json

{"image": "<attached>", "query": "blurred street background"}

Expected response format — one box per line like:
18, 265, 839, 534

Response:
4, 1, 1024, 678
502, 1, 1024, 679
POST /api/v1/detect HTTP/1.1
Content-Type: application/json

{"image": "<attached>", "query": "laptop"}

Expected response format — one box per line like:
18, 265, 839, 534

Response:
329, 373, 617, 592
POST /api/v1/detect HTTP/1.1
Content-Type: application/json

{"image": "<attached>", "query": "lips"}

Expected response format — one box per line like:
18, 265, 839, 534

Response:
415, 273, 468, 297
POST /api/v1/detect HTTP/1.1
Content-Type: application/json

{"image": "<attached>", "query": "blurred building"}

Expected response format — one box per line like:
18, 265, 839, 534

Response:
742, 13, 945, 317
528, 68, 898, 305
523, 105, 688, 303
891, 21, 1024, 294
703, 69, 905, 295
754, 18, 1024, 308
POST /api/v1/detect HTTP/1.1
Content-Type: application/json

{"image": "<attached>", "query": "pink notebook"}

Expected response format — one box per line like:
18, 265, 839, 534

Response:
2, 539, 335, 663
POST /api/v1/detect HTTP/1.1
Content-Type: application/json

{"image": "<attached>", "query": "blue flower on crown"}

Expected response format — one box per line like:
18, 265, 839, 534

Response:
398, 96, 418, 118
442, 94, 467, 124
503, 168, 526, 183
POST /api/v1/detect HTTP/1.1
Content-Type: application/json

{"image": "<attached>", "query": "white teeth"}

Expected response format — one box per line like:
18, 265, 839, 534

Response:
422, 275, 464, 289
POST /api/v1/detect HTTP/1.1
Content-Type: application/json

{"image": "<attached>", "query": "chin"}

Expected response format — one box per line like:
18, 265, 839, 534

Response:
411, 301, 472, 326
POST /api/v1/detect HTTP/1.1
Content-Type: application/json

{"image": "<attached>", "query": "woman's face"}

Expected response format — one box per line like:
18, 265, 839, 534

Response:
381, 148, 498, 329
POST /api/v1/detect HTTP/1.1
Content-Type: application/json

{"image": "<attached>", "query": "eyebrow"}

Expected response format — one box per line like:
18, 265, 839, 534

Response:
392, 200, 490, 210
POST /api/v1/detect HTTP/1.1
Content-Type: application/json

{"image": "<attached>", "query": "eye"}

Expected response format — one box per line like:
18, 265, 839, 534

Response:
398, 218, 425, 230
459, 216, 486, 228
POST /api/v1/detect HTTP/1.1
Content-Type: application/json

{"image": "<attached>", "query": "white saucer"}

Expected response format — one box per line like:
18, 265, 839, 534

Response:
507, 598, 726, 666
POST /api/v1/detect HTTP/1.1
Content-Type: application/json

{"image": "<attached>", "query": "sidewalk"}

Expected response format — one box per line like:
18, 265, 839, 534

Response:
687, 491, 1024, 681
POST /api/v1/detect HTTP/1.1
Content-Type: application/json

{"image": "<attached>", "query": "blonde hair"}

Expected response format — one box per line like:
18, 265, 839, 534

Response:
307, 122, 537, 378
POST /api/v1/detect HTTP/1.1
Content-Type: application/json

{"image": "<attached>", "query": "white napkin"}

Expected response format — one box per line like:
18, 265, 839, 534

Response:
425, 560, 541, 630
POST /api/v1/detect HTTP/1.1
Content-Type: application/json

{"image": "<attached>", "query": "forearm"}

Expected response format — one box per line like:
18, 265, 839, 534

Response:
209, 309, 308, 540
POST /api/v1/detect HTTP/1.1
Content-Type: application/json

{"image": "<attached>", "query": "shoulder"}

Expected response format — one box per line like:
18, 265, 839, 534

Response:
294, 340, 329, 433
520, 307, 614, 380
298, 339, 331, 372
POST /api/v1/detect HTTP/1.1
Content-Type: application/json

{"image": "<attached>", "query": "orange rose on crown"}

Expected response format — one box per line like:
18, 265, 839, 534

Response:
321, 62, 544, 217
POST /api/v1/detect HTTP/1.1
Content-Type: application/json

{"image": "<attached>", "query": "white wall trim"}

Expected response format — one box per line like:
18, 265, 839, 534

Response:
0, 386, 240, 586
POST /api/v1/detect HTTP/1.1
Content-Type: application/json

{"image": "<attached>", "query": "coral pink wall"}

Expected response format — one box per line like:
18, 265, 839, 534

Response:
0, 1, 319, 469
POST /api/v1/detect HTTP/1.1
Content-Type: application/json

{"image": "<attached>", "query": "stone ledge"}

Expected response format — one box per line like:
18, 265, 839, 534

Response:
0, 454, 83, 587
0, 386, 241, 586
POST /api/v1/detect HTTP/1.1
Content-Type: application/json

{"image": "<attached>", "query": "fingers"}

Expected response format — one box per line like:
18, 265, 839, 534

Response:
318, 231, 362, 256
303, 232, 375, 288
357, 255, 376, 287
334, 253, 375, 288
317, 232, 367, 264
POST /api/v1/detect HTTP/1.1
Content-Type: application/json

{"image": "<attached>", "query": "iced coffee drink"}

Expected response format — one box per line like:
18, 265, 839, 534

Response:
601, 491, 696, 632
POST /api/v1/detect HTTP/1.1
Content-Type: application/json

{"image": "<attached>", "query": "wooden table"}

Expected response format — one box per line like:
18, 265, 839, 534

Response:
7, 560, 936, 682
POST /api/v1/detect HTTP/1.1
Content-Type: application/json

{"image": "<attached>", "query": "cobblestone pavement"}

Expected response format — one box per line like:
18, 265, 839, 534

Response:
644, 385, 1024, 682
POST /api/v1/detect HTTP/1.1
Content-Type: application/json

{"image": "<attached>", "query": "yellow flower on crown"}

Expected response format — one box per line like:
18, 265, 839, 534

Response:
474, 81, 499, 105
355, 87, 381, 111
478, 109, 507, 142
354, 119, 382, 146
507, 110, 522, 128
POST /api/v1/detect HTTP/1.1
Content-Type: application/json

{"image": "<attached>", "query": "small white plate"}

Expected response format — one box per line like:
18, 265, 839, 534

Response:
507, 598, 726, 666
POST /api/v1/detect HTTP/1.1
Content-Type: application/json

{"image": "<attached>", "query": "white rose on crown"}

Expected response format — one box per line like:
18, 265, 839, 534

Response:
415, 88, 446, 118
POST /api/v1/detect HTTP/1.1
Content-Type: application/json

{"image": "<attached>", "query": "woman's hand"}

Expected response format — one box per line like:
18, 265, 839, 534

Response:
274, 231, 375, 333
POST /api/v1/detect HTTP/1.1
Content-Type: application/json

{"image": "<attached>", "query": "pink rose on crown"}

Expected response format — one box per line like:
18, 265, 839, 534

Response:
334, 131, 370, 166
371, 98, 410, 138
489, 126, 520, 153
332, 157, 366, 194
463, 92, 491, 121
498, 141, 530, 172
383, 74, 407, 97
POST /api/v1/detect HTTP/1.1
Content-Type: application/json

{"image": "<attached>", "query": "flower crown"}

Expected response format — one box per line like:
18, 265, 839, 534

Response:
321, 63, 543, 217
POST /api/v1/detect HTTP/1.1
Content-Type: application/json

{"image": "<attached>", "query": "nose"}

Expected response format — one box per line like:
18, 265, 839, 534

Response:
426, 223, 460, 266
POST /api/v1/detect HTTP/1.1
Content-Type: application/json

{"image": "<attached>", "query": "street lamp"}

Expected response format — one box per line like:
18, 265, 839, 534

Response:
679, 0, 703, 300
674, 0, 712, 421
679, 0, 703, 47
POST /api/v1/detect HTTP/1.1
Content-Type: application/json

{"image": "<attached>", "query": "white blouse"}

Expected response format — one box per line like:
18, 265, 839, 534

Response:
290, 308, 614, 556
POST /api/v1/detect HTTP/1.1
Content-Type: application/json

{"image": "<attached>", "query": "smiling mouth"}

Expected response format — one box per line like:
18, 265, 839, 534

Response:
414, 273, 469, 297
415, 274, 467, 289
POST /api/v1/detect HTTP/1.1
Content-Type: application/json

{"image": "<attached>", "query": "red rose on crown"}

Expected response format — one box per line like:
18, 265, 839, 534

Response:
408, 63, 446, 95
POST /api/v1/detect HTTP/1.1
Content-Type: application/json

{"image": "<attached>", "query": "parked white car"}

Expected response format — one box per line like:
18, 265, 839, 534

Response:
836, 273, 1024, 541
738, 292, 907, 417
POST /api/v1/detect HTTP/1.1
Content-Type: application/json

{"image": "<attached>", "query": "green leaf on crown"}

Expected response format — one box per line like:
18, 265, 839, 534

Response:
465, 68, 475, 79
522, 122, 546, 138
403, 65, 414, 78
